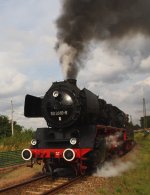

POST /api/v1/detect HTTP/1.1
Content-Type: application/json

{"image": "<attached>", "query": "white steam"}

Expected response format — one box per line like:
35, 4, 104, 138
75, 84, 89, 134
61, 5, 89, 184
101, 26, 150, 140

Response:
57, 42, 77, 78
93, 159, 134, 178
106, 132, 124, 149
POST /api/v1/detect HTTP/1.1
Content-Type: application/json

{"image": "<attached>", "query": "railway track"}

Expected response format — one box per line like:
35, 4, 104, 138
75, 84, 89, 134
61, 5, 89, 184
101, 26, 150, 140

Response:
0, 175, 47, 194
0, 174, 83, 195
0, 163, 27, 173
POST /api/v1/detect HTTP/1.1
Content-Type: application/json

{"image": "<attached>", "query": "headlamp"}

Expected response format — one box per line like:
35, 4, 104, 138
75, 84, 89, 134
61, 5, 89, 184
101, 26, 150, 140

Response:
31, 139, 37, 146
53, 91, 59, 98
70, 138, 77, 145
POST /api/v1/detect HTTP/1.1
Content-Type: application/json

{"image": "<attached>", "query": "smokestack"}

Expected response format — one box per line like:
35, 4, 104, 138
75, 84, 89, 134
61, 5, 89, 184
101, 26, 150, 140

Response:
56, 0, 150, 79
67, 79, 77, 86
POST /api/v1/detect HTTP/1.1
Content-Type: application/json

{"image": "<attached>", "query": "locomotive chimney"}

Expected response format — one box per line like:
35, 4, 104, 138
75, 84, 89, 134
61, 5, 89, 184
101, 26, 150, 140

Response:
67, 79, 77, 86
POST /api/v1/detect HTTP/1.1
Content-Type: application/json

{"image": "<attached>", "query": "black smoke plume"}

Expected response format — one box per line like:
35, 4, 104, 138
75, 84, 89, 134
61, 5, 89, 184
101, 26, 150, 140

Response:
56, 0, 150, 79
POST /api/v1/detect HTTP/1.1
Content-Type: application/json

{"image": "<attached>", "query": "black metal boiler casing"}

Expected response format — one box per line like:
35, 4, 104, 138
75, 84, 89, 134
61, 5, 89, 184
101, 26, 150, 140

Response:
42, 79, 100, 128
24, 79, 100, 128
42, 79, 81, 128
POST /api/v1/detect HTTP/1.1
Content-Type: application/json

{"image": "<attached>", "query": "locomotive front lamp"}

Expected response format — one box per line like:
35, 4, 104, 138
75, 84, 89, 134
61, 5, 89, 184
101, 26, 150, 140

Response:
70, 138, 77, 145
53, 91, 59, 98
31, 139, 37, 146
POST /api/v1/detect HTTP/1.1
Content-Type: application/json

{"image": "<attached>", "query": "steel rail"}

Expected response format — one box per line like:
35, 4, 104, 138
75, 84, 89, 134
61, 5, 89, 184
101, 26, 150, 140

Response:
0, 173, 84, 195
0, 163, 27, 172
0, 174, 47, 193
42, 176, 83, 195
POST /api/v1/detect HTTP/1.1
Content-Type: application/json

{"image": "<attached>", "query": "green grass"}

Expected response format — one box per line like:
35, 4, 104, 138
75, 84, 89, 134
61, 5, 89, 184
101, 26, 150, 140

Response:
0, 130, 34, 167
97, 133, 150, 195
0, 130, 33, 151
0, 150, 25, 168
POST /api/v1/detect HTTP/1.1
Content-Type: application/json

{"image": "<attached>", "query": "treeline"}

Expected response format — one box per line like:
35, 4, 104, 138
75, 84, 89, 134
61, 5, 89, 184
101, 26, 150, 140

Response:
0, 115, 34, 151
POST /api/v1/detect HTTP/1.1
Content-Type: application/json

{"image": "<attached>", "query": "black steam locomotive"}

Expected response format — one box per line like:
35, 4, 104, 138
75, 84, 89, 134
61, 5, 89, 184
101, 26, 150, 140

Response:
21, 79, 134, 176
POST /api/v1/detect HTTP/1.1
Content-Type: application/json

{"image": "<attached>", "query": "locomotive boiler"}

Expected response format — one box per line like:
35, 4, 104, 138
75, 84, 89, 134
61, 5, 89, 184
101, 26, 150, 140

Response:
21, 79, 134, 176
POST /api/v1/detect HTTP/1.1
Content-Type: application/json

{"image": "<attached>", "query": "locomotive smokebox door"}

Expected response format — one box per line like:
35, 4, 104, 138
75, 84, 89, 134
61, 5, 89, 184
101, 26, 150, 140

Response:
24, 95, 43, 117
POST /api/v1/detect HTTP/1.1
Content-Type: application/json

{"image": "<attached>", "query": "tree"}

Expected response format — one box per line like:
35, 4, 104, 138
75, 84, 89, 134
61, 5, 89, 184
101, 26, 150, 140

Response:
0, 115, 24, 138
0, 115, 11, 138
13, 121, 23, 134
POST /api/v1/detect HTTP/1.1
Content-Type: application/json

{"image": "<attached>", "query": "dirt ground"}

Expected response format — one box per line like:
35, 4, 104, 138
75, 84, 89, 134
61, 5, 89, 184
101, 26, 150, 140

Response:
0, 164, 42, 189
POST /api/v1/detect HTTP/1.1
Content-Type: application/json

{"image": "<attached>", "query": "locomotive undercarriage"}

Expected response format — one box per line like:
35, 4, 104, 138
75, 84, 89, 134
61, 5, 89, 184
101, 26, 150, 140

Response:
42, 157, 88, 176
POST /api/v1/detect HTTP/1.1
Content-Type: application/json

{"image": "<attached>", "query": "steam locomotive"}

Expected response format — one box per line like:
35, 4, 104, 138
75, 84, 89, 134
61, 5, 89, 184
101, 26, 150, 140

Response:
21, 79, 134, 176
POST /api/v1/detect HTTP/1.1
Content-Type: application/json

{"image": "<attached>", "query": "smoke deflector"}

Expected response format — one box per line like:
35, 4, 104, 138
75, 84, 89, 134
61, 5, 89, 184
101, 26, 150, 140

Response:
24, 95, 43, 117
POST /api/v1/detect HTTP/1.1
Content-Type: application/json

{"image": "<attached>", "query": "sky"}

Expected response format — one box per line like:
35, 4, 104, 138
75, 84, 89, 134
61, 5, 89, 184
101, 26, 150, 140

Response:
0, 0, 150, 130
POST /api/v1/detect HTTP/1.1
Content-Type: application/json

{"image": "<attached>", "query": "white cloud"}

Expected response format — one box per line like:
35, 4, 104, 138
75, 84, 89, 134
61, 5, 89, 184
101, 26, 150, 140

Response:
140, 56, 150, 71
0, 68, 27, 97
77, 35, 150, 125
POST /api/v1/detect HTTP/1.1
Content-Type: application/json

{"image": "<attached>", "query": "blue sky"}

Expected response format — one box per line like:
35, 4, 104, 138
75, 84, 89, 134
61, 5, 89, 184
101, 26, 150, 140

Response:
0, 0, 150, 129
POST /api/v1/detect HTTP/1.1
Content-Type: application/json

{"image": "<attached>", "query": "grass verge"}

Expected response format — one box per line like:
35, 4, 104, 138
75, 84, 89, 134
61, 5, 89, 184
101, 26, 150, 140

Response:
97, 132, 150, 195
